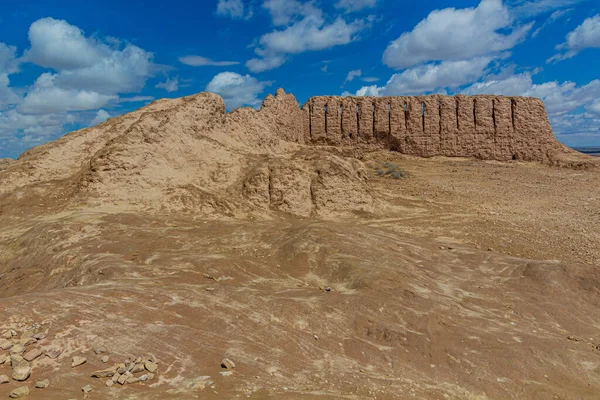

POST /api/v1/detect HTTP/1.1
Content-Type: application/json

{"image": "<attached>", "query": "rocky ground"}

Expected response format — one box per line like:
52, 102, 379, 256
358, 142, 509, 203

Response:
0, 92, 599, 399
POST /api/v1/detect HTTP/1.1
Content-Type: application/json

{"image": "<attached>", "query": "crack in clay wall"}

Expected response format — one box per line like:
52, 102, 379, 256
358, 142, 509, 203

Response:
297, 95, 560, 161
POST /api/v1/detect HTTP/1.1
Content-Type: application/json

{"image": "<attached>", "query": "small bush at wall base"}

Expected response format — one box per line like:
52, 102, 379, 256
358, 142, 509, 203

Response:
375, 162, 410, 179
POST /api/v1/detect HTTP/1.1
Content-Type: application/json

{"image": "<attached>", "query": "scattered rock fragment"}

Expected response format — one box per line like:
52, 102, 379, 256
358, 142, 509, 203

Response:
45, 348, 62, 359
220, 371, 233, 377
19, 338, 36, 347
0, 339, 14, 351
82, 384, 92, 394
32, 333, 46, 341
11, 356, 31, 381
0, 374, 9, 384
144, 360, 158, 373
131, 363, 145, 374
9, 344, 26, 355
35, 379, 50, 388
139, 374, 149, 382
72, 356, 87, 368
23, 348, 43, 362
116, 364, 126, 374
0, 331, 13, 340
105, 379, 114, 387
117, 372, 130, 385
9, 386, 29, 398
0, 354, 9, 364
91, 366, 117, 378
101, 355, 109, 363
93, 347, 106, 355
221, 358, 235, 370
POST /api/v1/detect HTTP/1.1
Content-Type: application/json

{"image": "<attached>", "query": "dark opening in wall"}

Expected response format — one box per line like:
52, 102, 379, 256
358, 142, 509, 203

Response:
491, 100, 497, 133
308, 103, 313, 139
456, 97, 460, 130
372, 102, 376, 135
340, 104, 343, 137
438, 101, 442, 134
388, 102, 391, 137
510, 99, 516, 130
421, 102, 425, 132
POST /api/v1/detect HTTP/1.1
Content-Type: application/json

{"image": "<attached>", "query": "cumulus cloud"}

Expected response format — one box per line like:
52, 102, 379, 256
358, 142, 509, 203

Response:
351, 58, 491, 97
155, 77, 179, 93
90, 109, 110, 126
19, 73, 117, 114
247, 3, 372, 72
205, 72, 271, 110
335, 0, 378, 13
0, 43, 20, 75
262, 0, 319, 26
179, 55, 239, 67
383, 0, 531, 69
23, 18, 155, 96
216, 0, 253, 20
550, 14, 600, 61
0, 74, 20, 107
343, 69, 361, 86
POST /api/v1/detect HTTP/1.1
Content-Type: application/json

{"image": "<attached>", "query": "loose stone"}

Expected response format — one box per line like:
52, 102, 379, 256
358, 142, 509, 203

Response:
9, 386, 29, 398
23, 348, 43, 362
221, 358, 236, 370
35, 379, 50, 388
72, 356, 87, 367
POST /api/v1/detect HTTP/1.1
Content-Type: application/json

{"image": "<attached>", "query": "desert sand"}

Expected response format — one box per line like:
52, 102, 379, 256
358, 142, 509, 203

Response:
0, 90, 599, 399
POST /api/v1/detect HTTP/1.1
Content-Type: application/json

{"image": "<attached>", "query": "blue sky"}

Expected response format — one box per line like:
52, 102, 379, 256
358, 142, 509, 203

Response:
0, 0, 599, 158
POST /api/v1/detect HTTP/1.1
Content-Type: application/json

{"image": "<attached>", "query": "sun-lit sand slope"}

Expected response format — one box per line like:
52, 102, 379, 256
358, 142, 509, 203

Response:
0, 90, 599, 399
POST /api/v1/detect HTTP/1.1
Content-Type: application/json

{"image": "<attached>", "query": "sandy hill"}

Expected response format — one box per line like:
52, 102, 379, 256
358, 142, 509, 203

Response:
0, 90, 599, 399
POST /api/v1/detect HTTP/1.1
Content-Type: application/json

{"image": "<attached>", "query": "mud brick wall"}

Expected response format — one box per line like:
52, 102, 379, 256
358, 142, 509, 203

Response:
298, 95, 560, 161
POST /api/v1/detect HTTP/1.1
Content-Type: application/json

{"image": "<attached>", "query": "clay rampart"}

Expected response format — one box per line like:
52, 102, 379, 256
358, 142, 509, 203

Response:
298, 95, 559, 161
259, 90, 562, 162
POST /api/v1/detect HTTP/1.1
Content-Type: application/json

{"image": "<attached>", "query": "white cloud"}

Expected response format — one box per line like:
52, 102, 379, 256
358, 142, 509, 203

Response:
0, 74, 19, 107
335, 0, 378, 13
247, 3, 372, 72
532, 9, 572, 37
0, 43, 19, 75
509, 0, 586, 19
25, 18, 103, 70
246, 54, 287, 73
179, 55, 239, 67
262, 0, 319, 26
383, 0, 531, 69
119, 96, 154, 103
216, 0, 253, 20
205, 72, 271, 110
23, 18, 155, 96
352, 58, 492, 97
90, 109, 110, 126
155, 77, 179, 92
362, 77, 379, 82
19, 75, 117, 115
343, 69, 362, 86
550, 14, 600, 61
355, 85, 381, 96
588, 99, 600, 115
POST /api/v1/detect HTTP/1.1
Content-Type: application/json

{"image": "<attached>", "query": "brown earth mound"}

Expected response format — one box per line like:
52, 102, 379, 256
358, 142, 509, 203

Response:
0, 89, 599, 399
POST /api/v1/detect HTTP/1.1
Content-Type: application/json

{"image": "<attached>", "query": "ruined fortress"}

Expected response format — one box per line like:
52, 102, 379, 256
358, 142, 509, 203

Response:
260, 90, 563, 162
